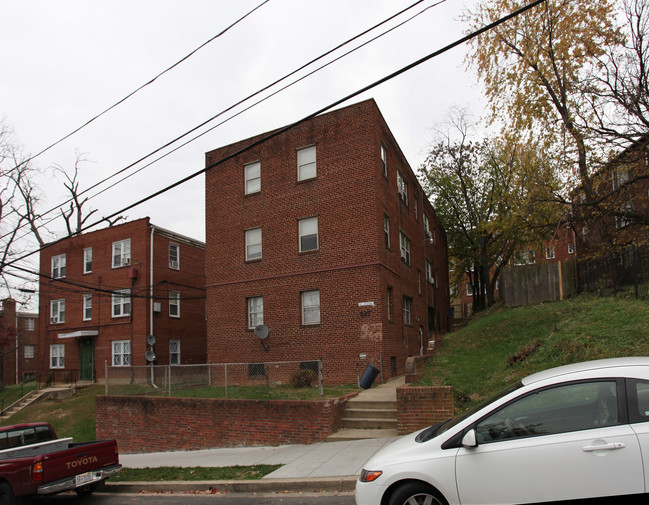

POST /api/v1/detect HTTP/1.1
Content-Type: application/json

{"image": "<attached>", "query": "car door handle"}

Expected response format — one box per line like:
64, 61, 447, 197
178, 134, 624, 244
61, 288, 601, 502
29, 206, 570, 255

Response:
582, 442, 625, 452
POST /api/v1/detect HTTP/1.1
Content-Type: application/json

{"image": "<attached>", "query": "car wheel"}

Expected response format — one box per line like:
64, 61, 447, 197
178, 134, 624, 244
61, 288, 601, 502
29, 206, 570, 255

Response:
388, 482, 448, 505
0, 482, 17, 505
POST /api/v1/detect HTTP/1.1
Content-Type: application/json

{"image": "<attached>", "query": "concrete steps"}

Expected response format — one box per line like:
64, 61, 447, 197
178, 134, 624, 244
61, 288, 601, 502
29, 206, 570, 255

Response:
0, 390, 45, 419
326, 377, 403, 442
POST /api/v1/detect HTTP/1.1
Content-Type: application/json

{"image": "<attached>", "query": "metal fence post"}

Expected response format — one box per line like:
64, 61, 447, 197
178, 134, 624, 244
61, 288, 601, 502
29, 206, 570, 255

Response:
224, 364, 228, 400
318, 359, 324, 397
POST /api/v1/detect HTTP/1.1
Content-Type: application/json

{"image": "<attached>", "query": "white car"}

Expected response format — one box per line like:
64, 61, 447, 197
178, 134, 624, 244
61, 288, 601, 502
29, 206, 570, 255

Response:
356, 357, 649, 505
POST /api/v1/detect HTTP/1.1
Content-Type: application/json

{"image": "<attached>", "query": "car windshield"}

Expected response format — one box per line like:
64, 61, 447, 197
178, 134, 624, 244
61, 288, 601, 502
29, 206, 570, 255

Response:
416, 380, 523, 442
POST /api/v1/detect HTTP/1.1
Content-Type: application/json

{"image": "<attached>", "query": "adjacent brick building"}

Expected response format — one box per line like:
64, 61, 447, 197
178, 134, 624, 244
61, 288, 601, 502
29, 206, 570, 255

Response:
38, 218, 206, 382
204, 99, 450, 385
0, 299, 38, 385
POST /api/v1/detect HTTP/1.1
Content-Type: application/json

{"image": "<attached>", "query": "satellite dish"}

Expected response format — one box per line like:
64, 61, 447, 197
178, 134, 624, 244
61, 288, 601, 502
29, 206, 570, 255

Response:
254, 325, 269, 340
145, 349, 156, 362
146, 334, 156, 346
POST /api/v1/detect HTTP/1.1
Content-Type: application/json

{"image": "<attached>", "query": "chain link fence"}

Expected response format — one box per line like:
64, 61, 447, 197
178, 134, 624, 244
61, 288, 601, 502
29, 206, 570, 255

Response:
104, 359, 324, 398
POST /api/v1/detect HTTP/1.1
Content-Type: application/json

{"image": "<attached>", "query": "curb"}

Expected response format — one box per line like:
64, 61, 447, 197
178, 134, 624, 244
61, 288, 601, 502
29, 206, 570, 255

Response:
104, 476, 358, 494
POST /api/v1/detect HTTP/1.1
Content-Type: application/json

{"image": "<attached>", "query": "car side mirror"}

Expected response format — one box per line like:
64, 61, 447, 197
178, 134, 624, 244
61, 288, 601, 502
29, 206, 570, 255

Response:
461, 429, 477, 448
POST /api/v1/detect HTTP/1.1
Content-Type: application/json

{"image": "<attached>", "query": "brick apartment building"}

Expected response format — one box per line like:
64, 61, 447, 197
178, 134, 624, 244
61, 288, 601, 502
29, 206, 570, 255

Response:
38, 218, 206, 382
0, 299, 38, 385
204, 99, 450, 385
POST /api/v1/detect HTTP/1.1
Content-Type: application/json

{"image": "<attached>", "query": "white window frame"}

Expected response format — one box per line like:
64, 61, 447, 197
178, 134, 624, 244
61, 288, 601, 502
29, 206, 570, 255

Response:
84, 247, 92, 274
169, 340, 181, 365
112, 340, 131, 367
400, 232, 411, 265
248, 296, 264, 329
545, 246, 556, 260
112, 239, 131, 268
301, 290, 320, 325
380, 143, 387, 177
403, 296, 412, 325
24, 345, 35, 359
83, 294, 92, 321
23, 318, 35, 331
299, 217, 318, 252
245, 161, 261, 195
111, 289, 131, 318
297, 145, 317, 181
50, 299, 65, 324
384, 213, 390, 249
245, 228, 262, 261
169, 243, 180, 270
397, 170, 408, 203
169, 290, 180, 318
50, 344, 65, 369
51, 254, 66, 279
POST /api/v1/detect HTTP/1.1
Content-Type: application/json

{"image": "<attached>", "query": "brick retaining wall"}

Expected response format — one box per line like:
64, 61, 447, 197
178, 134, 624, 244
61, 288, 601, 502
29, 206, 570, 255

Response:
97, 393, 357, 452
397, 385, 454, 434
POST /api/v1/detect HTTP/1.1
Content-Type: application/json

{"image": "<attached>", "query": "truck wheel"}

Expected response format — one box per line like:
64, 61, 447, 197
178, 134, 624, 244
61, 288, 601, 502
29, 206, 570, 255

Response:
75, 483, 97, 497
0, 482, 16, 505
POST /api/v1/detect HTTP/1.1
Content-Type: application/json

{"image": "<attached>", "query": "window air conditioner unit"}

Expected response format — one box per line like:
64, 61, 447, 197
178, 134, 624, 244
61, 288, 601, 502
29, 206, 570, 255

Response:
428, 278, 435, 285
170, 260, 179, 269
50, 316, 58, 324
123, 258, 131, 266
426, 230, 433, 240
400, 250, 408, 260
153, 302, 161, 313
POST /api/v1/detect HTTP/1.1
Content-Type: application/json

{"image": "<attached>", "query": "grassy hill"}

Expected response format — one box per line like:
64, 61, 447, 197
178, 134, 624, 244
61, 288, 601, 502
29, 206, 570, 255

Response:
419, 294, 649, 412
2, 294, 648, 441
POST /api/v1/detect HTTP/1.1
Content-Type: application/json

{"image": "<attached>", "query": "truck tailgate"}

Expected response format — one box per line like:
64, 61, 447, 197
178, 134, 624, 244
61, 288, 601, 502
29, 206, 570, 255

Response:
36, 439, 120, 494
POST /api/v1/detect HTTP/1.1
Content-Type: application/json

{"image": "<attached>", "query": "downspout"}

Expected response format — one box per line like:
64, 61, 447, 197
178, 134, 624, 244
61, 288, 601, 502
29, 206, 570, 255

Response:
14, 310, 18, 385
149, 225, 158, 389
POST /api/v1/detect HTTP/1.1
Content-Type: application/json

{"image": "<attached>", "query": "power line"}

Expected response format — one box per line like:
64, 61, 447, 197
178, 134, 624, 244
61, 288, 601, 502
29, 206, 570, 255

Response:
13, 0, 271, 171
3, 0, 433, 246
4, 0, 545, 283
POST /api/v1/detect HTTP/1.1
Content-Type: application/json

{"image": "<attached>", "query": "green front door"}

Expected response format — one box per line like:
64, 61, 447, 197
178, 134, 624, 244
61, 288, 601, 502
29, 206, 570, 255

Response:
79, 338, 94, 381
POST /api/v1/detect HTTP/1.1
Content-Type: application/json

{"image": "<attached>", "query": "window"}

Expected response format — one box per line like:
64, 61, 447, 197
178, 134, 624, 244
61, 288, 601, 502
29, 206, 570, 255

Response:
84, 248, 92, 274
249, 363, 265, 377
169, 243, 180, 269
112, 239, 131, 268
50, 344, 64, 369
248, 296, 263, 329
299, 217, 318, 252
169, 290, 180, 318
51, 254, 66, 279
545, 246, 555, 260
403, 296, 412, 325
397, 170, 408, 203
169, 340, 181, 365
112, 340, 131, 366
380, 143, 387, 177
400, 232, 411, 265
23, 318, 35, 331
476, 381, 619, 444
424, 214, 431, 239
628, 379, 649, 424
568, 243, 575, 254
426, 260, 434, 286
297, 145, 316, 181
50, 299, 65, 324
245, 161, 261, 195
417, 270, 422, 295
245, 228, 262, 261
414, 197, 418, 220
616, 200, 635, 229
112, 290, 131, 318
301, 290, 320, 325
83, 294, 92, 321
24, 345, 35, 359
612, 168, 632, 190
383, 214, 390, 249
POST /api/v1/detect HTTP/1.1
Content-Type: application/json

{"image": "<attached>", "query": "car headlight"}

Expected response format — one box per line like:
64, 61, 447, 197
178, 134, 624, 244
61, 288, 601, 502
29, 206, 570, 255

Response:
359, 469, 383, 483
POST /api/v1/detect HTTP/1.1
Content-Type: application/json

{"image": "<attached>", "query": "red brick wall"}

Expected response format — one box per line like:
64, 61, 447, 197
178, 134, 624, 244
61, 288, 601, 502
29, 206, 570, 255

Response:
205, 99, 450, 385
397, 385, 454, 434
96, 393, 356, 452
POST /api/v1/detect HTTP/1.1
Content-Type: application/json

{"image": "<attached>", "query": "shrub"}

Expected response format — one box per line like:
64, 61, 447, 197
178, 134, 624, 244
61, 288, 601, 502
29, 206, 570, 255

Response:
290, 369, 318, 388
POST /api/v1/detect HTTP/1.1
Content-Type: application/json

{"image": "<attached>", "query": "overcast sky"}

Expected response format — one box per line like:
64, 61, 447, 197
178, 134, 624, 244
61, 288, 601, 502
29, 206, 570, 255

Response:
1, 0, 484, 301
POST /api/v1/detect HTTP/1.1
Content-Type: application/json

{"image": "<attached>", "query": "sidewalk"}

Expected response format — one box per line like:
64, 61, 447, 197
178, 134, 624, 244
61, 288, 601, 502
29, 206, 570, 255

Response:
106, 377, 404, 494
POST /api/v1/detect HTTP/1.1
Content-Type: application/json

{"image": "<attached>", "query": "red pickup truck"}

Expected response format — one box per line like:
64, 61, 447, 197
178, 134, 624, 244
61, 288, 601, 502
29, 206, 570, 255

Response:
0, 422, 121, 503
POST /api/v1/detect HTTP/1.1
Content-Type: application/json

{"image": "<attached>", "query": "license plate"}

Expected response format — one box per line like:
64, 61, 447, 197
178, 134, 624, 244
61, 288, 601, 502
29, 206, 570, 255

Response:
75, 472, 93, 486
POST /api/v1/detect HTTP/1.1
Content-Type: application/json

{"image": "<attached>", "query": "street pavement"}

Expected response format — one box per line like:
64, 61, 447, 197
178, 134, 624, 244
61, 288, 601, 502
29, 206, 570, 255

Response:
107, 378, 404, 494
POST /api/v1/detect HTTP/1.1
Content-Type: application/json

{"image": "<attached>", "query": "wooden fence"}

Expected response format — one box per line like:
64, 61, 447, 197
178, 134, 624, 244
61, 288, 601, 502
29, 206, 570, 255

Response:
501, 260, 578, 308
